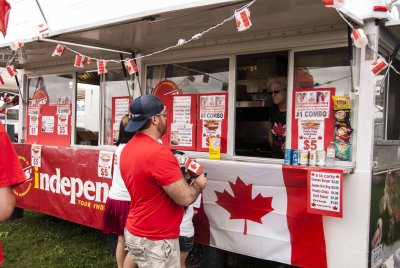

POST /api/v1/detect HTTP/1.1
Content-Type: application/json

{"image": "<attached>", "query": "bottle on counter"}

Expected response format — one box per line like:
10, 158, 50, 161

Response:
326, 142, 335, 167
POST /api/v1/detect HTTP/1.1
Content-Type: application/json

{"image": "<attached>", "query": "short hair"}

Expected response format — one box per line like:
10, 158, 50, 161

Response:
267, 76, 287, 91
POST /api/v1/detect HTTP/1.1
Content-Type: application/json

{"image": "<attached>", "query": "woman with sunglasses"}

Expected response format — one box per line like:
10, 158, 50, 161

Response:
267, 76, 287, 159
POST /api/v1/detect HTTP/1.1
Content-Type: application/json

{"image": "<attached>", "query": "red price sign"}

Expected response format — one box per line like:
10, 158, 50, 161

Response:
100, 167, 108, 177
303, 139, 317, 150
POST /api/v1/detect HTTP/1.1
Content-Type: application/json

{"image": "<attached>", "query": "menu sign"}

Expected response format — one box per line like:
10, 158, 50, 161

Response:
307, 168, 343, 218
111, 97, 130, 144
291, 88, 335, 151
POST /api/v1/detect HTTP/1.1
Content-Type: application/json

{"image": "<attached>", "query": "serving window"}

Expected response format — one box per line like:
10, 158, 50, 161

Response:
146, 59, 229, 151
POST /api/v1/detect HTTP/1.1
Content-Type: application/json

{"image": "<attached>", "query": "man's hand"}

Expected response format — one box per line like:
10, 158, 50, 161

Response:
163, 173, 207, 207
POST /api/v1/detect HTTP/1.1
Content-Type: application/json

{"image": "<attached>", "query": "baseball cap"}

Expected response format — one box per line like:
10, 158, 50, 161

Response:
125, 95, 164, 133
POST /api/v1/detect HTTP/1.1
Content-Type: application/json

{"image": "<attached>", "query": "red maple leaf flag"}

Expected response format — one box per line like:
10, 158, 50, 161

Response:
0, 0, 11, 37
193, 160, 327, 268
215, 177, 273, 235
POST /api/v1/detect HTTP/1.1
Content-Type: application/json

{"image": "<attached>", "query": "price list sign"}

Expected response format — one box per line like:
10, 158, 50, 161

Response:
307, 168, 343, 218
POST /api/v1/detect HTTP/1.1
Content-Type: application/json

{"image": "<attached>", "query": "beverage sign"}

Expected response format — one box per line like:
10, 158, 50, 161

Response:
307, 168, 343, 218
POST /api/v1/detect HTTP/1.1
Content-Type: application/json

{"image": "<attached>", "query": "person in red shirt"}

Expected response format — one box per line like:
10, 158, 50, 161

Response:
120, 95, 207, 268
0, 121, 26, 265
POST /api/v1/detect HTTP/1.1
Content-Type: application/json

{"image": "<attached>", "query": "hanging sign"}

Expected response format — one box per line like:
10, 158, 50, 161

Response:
196, 93, 228, 153
291, 88, 335, 151
170, 95, 196, 149
97, 151, 113, 179
307, 168, 343, 218
111, 97, 130, 145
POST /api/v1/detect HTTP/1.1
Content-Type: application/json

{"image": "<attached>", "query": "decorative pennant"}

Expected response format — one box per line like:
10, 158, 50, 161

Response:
6, 65, 17, 76
52, 44, 65, 57
124, 59, 138, 75
97, 60, 107, 74
38, 23, 49, 35
351, 29, 368, 48
0, 0, 11, 37
85, 57, 92, 65
74, 55, 84, 68
235, 8, 252, 32
10, 40, 23, 51
323, 0, 345, 7
373, 0, 388, 11
371, 58, 388, 75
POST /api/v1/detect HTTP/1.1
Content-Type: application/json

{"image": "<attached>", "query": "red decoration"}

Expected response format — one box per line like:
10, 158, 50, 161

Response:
0, 0, 11, 37
351, 29, 368, 48
52, 44, 65, 57
124, 59, 138, 75
323, 0, 345, 7
6, 65, 16, 76
10, 40, 23, 51
215, 176, 274, 235
0, 75, 4, 86
371, 57, 388, 75
97, 60, 107, 74
74, 55, 84, 68
235, 8, 252, 32
38, 23, 49, 35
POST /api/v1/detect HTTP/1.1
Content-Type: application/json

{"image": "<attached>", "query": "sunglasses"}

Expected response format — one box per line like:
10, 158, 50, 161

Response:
268, 90, 282, 95
154, 112, 167, 118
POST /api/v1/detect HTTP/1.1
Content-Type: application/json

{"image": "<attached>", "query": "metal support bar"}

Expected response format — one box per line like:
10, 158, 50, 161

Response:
39, 37, 132, 55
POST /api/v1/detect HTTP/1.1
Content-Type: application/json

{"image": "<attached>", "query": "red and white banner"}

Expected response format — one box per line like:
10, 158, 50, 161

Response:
74, 55, 84, 68
97, 60, 107, 74
13, 144, 111, 229
235, 8, 252, 32
124, 59, 138, 75
194, 160, 327, 268
52, 44, 65, 57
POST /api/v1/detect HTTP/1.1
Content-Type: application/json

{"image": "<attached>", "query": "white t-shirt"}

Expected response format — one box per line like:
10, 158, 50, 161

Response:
108, 144, 131, 201
180, 194, 201, 237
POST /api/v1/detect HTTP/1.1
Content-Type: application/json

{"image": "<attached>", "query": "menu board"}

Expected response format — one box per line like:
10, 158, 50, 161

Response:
111, 97, 130, 145
291, 88, 335, 151
307, 168, 343, 218
196, 93, 228, 153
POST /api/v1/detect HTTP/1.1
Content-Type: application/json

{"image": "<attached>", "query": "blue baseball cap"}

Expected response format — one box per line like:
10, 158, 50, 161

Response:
125, 95, 164, 133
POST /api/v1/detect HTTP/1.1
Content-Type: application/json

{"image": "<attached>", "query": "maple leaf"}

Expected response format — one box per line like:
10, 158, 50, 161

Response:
271, 123, 286, 137
215, 176, 274, 235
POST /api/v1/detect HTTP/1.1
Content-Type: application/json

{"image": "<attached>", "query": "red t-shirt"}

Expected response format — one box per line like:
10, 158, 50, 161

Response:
120, 133, 183, 240
0, 122, 26, 264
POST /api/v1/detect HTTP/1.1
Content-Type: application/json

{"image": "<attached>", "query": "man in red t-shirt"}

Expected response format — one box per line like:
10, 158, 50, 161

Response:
0, 122, 26, 265
120, 95, 207, 268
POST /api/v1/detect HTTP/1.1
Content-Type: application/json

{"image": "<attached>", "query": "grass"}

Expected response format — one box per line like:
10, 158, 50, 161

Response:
0, 210, 116, 268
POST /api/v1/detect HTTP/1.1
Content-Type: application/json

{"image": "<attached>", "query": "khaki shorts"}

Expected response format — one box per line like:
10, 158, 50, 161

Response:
124, 229, 180, 268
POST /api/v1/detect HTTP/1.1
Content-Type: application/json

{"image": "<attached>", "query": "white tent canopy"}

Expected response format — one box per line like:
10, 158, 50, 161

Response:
0, 0, 239, 45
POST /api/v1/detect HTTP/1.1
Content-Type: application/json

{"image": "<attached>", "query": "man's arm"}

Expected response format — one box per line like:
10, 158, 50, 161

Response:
0, 186, 16, 221
163, 173, 207, 207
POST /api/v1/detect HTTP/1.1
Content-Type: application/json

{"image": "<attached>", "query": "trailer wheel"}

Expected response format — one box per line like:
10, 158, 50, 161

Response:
9, 207, 24, 220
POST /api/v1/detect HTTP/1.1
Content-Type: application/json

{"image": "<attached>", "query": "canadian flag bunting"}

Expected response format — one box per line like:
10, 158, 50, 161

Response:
10, 40, 23, 51
0, 75, 4, 86
193, 160, 327, 268
38, 23, 49, 35
97, 60, 107, 74
235, 8, 252, 32
185, 158, 204, 176
85, 57, 92, 65
52, 44, 65, 57
6, 65, 17, 77
323, 0, 345, 8
371, 58, 389, 75
124, 59, 138, 75
351, 29, 368, 48
74, 55, 84, 68
374, 0, 388, 11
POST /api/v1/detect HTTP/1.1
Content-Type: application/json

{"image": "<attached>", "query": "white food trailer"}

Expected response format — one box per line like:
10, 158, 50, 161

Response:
2, 0, 400, 267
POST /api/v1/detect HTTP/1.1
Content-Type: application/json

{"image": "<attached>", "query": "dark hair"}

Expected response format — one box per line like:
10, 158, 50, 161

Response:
116, 115, 134, 146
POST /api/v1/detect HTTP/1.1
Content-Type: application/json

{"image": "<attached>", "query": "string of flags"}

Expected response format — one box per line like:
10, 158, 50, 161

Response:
325, 0, 400, 77
4, 0, 255, 77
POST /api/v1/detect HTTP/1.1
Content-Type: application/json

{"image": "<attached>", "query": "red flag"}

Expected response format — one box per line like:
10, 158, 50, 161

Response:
74, 55, 84, 68
52, 44, 65, 57
0, 0, 11, 37
371, 58, 388, 75
193, 160, 327, 268
124, 59, 138, 75
235, 8, 252, 32
6, 65, 16, 76
97, 60, 107, 74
